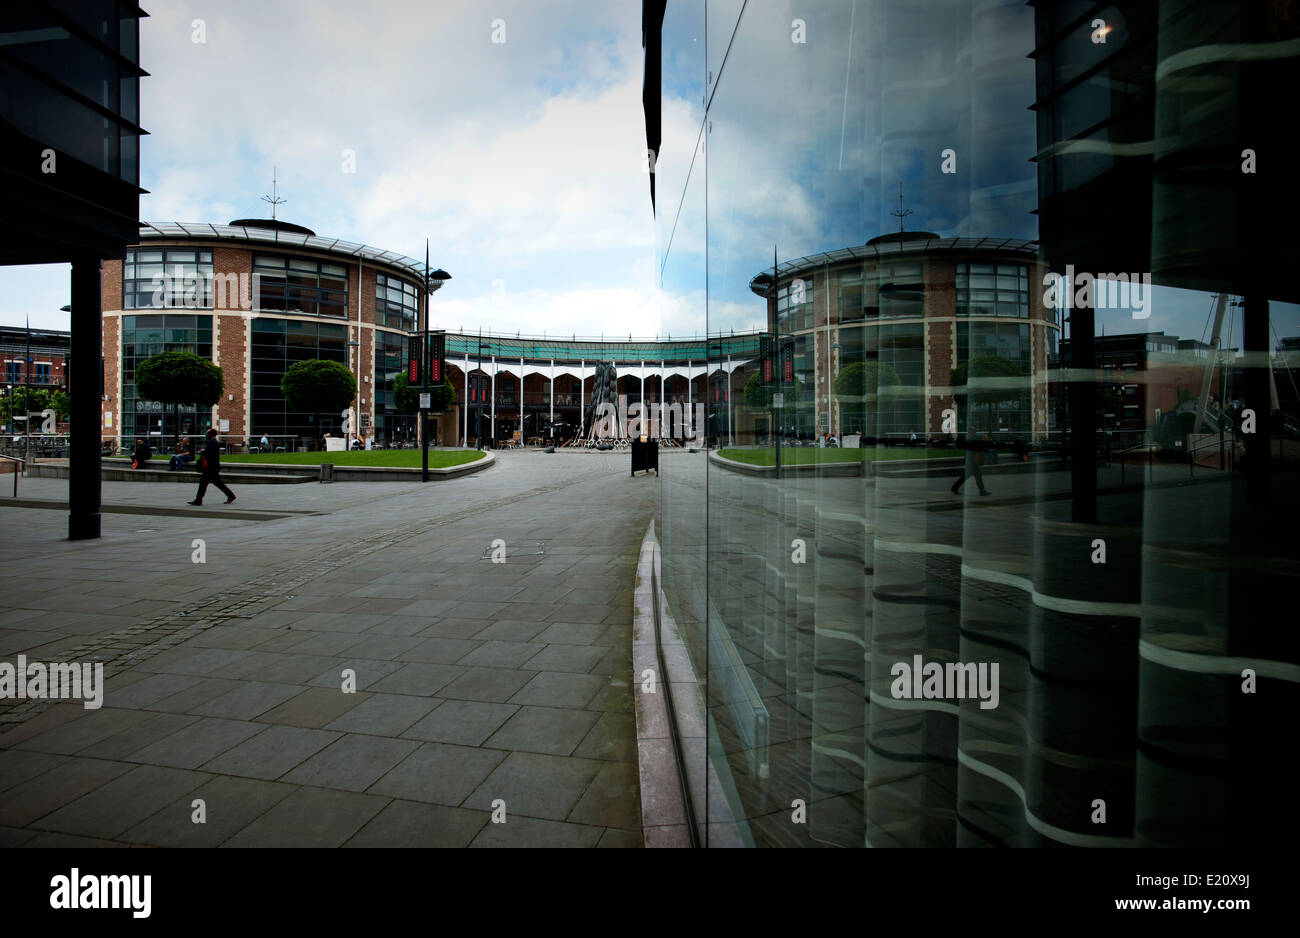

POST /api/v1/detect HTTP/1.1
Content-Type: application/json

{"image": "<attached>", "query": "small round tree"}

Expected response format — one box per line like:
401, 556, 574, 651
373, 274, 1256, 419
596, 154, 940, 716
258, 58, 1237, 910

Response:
834, 361, 901, 436
393, 372, 456, 414
949, 355, 1027, 434
742, 371, 804, 411
743, 370, 804, 443
134, 350, 224, 447
281, 359, 358, 448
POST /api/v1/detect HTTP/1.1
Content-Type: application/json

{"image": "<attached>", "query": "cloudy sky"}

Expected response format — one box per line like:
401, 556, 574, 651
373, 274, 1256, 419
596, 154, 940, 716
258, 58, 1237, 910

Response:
2, 0, 661, 336
655, 0, 1300, 347
3, 0, 1296, 349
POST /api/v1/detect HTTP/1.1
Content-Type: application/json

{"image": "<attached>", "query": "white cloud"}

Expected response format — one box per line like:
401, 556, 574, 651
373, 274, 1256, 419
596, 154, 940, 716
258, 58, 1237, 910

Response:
2, 0, 660, 336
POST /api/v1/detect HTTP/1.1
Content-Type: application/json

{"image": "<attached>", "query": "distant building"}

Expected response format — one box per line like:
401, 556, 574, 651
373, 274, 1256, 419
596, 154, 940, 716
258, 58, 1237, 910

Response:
96, 220, 759, 447
0, 325, 71, 434
0, 325, 71, 390
1058, 330, 1222, 432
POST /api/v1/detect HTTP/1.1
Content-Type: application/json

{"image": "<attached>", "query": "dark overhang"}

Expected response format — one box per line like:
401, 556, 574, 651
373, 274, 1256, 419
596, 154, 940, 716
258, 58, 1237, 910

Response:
0, 1, 149, 264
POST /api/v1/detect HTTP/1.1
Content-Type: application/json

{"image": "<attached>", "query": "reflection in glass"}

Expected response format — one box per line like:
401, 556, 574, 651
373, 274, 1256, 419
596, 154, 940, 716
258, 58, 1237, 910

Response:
653, 0, 1299, 847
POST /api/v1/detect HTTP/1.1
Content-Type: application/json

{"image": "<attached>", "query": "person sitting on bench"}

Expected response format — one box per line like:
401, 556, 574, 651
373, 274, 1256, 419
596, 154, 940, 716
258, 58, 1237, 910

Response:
131, 438, 152, 469
169, 437, 195, 471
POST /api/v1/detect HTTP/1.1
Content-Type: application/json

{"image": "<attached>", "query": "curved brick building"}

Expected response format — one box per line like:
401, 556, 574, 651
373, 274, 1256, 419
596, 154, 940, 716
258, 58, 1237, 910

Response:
98, 220, 761, 449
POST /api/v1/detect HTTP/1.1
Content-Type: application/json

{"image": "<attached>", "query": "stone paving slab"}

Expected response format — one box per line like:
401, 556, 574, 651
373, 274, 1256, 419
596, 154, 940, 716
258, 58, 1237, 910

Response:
0, 451, 652, 846
343, 799, 488, 848
198, 724, 339, 780
368, 741, 507, 806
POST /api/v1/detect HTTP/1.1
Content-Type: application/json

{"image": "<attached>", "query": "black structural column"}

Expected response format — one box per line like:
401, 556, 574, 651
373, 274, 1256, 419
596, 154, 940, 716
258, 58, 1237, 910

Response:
1243, 292, 1271, 505
68, 256, 103, 540
1069, 304, 1098, 524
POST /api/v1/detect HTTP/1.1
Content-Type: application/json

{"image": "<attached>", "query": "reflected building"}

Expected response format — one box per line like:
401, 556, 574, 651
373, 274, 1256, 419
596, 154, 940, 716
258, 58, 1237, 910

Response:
646, 0, 1298, 848
754, 231, 1054, 441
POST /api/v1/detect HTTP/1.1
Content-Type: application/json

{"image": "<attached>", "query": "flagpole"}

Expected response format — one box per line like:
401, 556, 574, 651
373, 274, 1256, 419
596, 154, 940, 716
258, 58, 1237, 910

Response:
24, 314, 31, 472
773, 245, 782, 480
422, 239, 430, 482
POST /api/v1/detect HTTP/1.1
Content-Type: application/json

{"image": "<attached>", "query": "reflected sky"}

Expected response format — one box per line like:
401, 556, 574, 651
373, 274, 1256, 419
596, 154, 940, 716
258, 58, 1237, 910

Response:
657, 0, 1300, 349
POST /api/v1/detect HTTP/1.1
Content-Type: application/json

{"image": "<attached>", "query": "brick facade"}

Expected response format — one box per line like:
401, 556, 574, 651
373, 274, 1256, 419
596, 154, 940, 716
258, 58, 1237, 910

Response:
102, 258, 123, 312
925, 255, 957, 434
214, 313, 248, 438
102, 314, 120, 439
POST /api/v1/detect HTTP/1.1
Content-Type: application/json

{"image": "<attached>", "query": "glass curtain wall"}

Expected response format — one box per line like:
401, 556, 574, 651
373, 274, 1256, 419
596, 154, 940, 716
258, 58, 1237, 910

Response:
120, 313, 214, 441
250, 318, 347, 443
655, 0, 1299, 848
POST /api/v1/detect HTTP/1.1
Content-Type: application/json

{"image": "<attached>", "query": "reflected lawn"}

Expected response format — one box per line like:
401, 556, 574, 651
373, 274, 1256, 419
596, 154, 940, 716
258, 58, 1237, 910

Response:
223, 450, 487, 468
717, 447, 963, 466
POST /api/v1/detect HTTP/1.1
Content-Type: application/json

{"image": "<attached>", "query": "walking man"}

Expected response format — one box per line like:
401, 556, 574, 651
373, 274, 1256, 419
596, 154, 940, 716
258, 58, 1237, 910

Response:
951, 432, 991, 497
188, 428, 235, 505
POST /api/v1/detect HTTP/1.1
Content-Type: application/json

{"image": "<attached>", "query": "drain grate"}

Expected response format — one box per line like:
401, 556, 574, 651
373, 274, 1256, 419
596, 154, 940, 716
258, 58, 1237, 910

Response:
479, 539, 547, 560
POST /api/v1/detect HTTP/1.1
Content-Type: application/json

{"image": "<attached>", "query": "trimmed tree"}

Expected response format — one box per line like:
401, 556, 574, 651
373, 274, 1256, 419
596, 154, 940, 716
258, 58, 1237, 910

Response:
742, 371, 804, 411
834, 361, 901, 435
949, 355, 1028, 434
133, 350, 224, 447
281, 359, 357, 448
393, 372, 456, 415
743, 370, 804, 442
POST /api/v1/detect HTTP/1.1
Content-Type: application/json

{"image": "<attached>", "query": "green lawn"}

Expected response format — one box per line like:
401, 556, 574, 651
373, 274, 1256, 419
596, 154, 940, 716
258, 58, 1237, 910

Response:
223, 449, 487, 468
718, 447, 963, 467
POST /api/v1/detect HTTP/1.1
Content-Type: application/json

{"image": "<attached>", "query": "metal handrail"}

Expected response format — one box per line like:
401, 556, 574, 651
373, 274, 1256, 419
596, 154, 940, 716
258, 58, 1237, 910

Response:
0, 453, 24, 497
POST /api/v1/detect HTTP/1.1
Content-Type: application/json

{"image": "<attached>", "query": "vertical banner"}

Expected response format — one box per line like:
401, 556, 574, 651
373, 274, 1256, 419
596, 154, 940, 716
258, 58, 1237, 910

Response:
760, 335, 774, 385
407, 334, 421, 384
428, 331, 445, 385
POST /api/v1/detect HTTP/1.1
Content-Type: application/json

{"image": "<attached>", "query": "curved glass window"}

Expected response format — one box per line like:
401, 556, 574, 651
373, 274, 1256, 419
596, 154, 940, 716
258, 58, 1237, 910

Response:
253, 254, 349, 318
123, 248, 214, 309
376, 273, 418, 330
957, 262, 1029, 317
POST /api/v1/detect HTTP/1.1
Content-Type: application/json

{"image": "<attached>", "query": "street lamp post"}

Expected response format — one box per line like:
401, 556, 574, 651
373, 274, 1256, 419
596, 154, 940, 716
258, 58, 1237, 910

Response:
474, 330, 490, 451
750, 246, 783, 478
420, 242, 451, 483
831, 341, 840, 439
346, 339, 360, 452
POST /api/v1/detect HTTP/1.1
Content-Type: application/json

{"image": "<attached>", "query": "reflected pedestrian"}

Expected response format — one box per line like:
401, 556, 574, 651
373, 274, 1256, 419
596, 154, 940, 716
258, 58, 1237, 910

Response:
951, 433, 991, 496
188, 428, 235, 506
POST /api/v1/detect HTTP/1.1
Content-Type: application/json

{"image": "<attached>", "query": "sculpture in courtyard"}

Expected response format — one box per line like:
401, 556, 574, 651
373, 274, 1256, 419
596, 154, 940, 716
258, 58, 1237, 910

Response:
582, 360, 619, 439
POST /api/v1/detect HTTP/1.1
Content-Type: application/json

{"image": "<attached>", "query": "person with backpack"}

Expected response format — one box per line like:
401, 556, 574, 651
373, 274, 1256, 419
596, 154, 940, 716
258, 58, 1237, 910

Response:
188, 428, 235, 505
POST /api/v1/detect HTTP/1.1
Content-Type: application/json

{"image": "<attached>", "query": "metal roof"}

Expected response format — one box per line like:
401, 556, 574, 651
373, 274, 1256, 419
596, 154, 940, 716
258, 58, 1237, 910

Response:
754, 236, 1041, 285
443, 331, 762, 363
136, 222, 428, 279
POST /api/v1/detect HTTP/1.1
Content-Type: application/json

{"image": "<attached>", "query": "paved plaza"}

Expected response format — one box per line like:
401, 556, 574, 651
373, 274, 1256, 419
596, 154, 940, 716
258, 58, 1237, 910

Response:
0, 450, 656, 847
